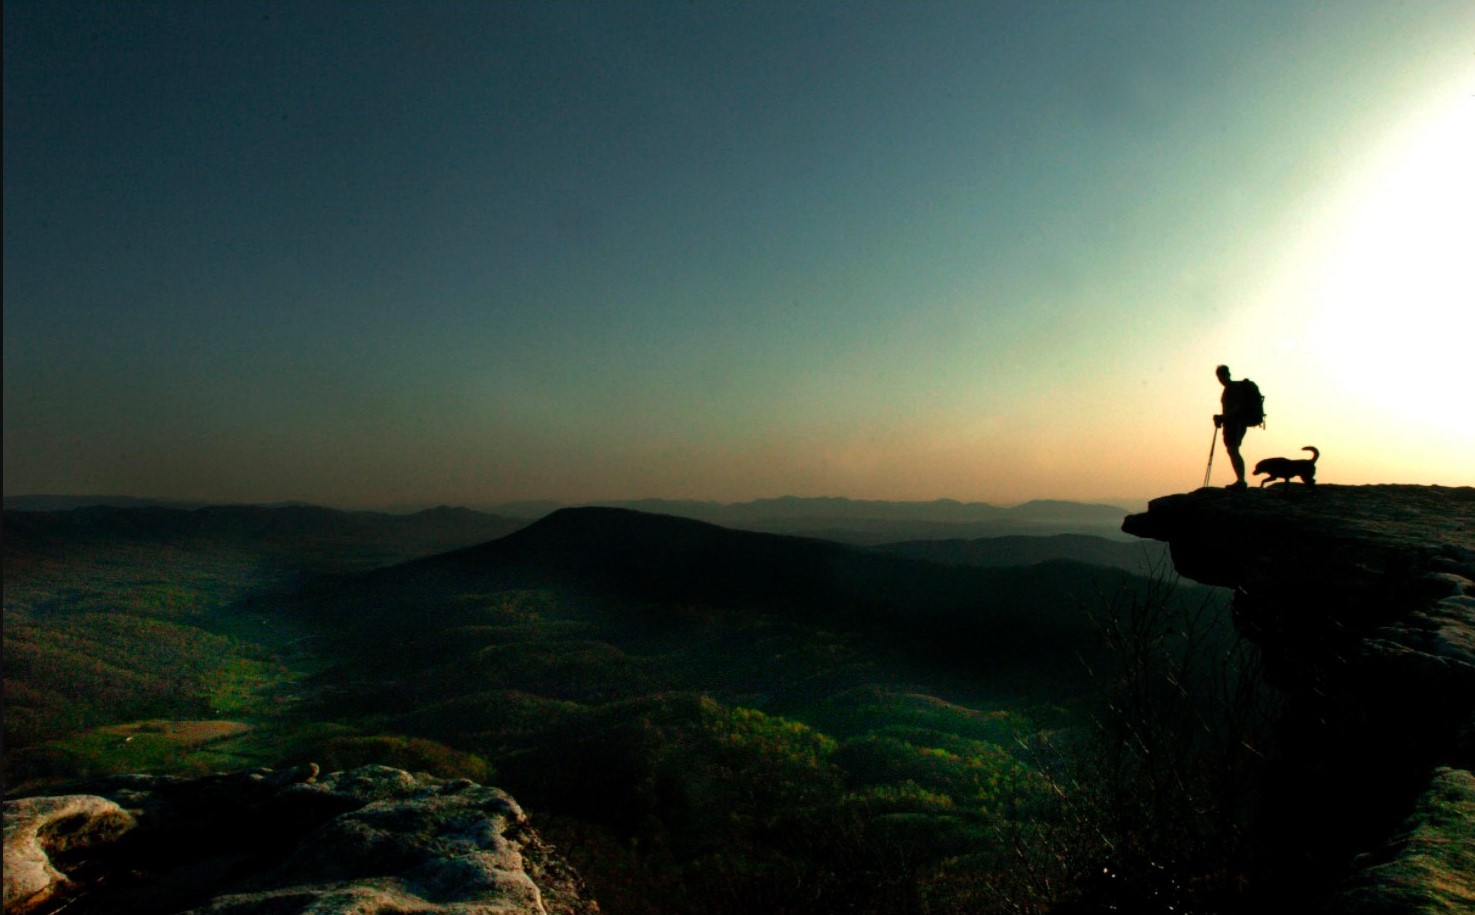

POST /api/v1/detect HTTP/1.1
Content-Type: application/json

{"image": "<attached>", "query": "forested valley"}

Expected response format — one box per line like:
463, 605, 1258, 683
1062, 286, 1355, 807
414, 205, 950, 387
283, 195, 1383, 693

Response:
3, 504, 1275, 914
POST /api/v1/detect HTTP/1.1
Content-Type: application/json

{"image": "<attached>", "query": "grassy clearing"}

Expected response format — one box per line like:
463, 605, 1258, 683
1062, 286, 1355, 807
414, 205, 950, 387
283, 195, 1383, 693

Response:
6, 717, 377, 793
202, 657, 295, 717
3, 534, 319, 783
13, 719, 253, 784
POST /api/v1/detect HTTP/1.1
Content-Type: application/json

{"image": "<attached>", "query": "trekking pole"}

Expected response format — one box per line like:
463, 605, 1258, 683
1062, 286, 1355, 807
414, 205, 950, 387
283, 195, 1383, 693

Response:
1203, 425, 1218, 488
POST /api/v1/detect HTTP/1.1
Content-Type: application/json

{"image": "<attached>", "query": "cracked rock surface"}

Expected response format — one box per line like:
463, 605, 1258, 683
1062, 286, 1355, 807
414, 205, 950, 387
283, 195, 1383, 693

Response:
3, 765, 598, 915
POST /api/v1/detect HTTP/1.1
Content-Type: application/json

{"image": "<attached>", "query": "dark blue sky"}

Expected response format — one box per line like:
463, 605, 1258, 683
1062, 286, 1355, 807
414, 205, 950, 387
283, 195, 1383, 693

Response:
6, 2, 1471, 507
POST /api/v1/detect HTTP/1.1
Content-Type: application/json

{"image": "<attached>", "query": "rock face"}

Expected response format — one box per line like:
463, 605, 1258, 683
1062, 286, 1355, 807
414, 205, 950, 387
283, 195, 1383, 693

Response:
3, 795, 135, 914
1124, 484, 1475, 912
2, 765, 599, 915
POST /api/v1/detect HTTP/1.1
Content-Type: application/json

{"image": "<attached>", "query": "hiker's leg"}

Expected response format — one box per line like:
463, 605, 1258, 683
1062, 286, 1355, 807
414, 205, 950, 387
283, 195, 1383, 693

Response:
1223, 424, 1248, 485
1228, 446, 1245, 483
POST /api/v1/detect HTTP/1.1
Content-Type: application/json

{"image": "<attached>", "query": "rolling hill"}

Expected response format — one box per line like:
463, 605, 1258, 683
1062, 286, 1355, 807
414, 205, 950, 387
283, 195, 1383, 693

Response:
298, 506, 1157, 678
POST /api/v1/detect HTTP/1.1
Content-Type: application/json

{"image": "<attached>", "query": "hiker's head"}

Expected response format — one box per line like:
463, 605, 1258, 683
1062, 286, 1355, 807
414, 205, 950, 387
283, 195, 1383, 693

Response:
1216, 365, 1231, 385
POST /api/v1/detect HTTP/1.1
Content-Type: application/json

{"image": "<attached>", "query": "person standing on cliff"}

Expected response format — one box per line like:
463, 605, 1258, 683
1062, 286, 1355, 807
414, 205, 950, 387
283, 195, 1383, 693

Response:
1213, 364, 1258, 490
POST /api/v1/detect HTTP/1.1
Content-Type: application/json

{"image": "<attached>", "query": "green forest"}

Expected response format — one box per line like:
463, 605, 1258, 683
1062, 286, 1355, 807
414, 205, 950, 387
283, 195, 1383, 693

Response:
3, 505, 1279, 914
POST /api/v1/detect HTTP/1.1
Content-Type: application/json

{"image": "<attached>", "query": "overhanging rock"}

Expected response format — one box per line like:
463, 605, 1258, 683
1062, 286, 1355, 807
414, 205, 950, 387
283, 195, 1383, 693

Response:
1124, 484, 1474, 913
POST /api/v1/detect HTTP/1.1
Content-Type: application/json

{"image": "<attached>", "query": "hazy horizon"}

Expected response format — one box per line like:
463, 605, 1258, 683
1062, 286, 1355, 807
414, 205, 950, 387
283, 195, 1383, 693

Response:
1, 490, 1149, 516
6, 2, 1472, 509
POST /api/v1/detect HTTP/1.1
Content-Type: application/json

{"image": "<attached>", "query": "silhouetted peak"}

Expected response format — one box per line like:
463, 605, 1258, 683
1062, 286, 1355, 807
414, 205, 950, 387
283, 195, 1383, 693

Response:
495, 505, 836, 566
410, 505, 490, 520
509, 504, 778, 548
450, 506, 871, 607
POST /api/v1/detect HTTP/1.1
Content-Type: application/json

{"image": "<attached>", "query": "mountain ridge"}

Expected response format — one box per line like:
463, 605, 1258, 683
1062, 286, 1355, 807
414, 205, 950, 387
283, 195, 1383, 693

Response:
300, 505, 1161, 684
486, 495, 1137, 544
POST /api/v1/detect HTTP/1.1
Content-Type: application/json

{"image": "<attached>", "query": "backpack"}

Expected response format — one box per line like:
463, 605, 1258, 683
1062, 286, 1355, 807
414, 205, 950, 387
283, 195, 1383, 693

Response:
1236, 379, 1265, 427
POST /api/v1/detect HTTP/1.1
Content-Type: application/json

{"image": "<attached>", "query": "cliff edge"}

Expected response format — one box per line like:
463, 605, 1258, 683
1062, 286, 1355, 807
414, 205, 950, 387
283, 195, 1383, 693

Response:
1124, 484, 1474, 913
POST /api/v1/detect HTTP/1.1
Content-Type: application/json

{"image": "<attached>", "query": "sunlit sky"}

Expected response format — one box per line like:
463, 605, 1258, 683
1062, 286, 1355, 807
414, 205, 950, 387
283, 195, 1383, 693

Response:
5, 2, 1472, 510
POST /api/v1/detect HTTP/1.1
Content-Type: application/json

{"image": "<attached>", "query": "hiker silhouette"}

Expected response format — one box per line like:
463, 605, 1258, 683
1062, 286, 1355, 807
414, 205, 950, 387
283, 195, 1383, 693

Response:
1213, 365, 1261, 490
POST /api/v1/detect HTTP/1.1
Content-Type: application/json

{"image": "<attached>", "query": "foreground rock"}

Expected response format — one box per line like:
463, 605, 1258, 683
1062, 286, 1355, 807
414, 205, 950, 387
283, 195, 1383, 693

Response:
2, 765, 598, 915
3, 795, 135, 914
1124, 484, 1474, 913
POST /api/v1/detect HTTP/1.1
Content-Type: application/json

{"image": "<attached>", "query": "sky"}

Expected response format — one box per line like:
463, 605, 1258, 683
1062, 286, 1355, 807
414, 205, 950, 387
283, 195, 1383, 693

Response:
5, 1, 1473, 510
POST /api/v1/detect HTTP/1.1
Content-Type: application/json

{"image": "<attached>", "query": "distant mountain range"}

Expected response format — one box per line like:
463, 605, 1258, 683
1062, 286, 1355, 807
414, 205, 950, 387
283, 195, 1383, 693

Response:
486, 496, 1138, 543
3, 502, 517, 538
4, 505, 1163, 598
3, 503, 526, 576
302, 506, 1164, 679
3, 494, 215, 511
414, 506, 1153, 611
5, 494, 1139, 544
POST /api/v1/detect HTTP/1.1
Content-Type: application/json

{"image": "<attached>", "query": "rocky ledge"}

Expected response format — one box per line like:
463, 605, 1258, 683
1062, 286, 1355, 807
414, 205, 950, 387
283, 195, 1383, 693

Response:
3, 765, 598, 915
1124, 484, 1474, 913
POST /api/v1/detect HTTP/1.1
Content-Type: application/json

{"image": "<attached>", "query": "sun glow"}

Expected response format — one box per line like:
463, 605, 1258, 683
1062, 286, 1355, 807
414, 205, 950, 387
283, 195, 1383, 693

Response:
1307, 93, 1475, 437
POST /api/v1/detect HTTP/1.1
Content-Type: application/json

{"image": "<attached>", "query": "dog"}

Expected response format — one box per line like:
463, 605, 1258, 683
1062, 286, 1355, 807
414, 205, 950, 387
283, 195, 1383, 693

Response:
1254, 446, 1319, 489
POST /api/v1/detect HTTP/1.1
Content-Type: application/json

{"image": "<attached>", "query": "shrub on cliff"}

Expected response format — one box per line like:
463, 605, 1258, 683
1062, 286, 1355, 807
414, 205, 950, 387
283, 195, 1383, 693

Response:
308, 734, 494, 782
997, 565, 1280, 913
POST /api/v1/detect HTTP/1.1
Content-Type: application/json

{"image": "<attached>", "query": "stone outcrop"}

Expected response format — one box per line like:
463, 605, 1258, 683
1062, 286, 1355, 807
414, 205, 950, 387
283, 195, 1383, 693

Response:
3, 795, 136, 914
2, 765, 598, 915
1124, 484, 1474, 913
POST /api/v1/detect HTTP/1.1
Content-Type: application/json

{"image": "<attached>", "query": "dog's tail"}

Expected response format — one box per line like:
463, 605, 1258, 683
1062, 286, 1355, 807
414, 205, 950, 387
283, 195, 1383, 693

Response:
1303, 446, 1319, 464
